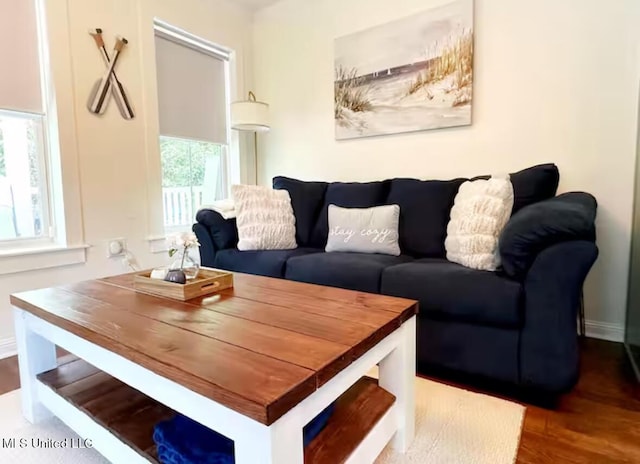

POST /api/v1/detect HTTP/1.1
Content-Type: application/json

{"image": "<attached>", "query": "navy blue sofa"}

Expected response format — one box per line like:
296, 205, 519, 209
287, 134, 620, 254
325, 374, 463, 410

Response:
194, 164, 598, 395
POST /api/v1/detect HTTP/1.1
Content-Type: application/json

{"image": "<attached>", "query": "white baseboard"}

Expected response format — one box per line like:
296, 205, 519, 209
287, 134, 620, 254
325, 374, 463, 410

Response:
584, 320, 625, 343
0, 337, 17, 359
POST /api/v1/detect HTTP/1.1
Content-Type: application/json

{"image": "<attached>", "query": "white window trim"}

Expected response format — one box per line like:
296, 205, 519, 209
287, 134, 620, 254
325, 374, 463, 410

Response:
0, 244, 89, 275
155, 23, 231, 233
138, 6, 243, 254
0, 0, 89, 272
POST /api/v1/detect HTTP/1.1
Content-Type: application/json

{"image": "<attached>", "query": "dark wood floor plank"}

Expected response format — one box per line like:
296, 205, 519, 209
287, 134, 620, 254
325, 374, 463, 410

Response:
516, 430, 624, 464
12, 287, 316, 424
305, 377, 395, 464
0, 356, 20, 395
515, 338, 640, 463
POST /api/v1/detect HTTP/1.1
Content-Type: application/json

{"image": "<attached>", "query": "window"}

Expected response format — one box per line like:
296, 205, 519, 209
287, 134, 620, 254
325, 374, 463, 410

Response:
160, 136, 225, 228
154, 21, 230, 231
0, 0, 53, 246
0, 112, 49, 241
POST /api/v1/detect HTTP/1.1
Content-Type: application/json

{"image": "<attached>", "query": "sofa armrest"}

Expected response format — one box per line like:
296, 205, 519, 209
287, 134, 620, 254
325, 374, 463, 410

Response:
194, 210, 238, 267
193, 223, 216, 267
499, 192, 597, 279
520, 241, 598, 393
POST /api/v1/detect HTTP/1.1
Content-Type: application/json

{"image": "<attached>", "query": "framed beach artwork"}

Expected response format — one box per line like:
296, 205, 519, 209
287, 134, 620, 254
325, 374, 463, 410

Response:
334, 0, 474, 140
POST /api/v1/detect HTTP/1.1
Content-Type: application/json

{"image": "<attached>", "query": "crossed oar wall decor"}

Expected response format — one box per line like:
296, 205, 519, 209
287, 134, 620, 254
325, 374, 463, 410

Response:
87, 29, 135, 120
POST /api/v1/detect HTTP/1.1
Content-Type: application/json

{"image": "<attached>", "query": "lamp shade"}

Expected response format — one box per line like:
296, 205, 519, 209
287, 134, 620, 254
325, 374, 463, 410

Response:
231, 91, 270, 132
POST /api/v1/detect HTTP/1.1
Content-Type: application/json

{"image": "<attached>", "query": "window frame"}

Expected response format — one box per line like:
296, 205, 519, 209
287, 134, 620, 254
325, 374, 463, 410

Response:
0, 0, 88, 272
153, 20, 233, 234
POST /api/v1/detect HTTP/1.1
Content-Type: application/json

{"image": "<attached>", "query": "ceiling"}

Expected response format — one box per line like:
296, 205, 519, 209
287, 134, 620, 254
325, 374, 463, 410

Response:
233, 0, 281, 10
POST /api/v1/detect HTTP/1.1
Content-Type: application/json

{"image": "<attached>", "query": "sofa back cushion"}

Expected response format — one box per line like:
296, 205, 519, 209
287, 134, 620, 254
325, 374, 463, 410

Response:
273, 176, 328, 247
271, 164, 559, 256
310, 180, 392, 248
472, 164, 559, 215
387, 178, 465, 257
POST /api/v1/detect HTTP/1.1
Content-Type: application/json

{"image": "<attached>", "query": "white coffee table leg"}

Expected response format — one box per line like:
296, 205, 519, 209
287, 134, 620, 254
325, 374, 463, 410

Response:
13, 308, 57, 424
379, 315, 416, 452
234, 411, 304, 464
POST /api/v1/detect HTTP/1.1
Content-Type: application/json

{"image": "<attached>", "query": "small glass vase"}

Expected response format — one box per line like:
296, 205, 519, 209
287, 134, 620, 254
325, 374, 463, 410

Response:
170, 249, 200, 280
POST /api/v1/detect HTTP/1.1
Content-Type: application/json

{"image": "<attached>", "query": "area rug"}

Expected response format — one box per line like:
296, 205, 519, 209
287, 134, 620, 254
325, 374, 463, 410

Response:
0, 377, 524, 464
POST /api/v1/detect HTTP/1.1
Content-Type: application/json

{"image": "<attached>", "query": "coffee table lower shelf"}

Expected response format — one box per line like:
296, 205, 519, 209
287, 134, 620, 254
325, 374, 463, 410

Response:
36, 357, 396, 464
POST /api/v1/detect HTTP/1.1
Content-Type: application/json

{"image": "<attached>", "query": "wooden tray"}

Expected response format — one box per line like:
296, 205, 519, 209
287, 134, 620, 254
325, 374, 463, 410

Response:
133, 267, 233, 301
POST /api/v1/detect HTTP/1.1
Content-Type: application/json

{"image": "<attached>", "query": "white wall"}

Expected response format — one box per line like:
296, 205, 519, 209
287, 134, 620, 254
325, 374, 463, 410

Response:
254, 0, 640, 337
0, 0, 254, 353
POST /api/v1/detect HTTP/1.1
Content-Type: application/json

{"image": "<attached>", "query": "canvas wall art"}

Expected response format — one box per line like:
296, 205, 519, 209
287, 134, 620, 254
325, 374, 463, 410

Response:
334, 0, 474, 140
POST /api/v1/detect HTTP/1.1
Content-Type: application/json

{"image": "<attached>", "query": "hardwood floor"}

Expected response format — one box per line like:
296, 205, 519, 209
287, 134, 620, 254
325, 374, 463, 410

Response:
0, 354, 20, 393
517, 338, 640, 463
1, 339, 639, 462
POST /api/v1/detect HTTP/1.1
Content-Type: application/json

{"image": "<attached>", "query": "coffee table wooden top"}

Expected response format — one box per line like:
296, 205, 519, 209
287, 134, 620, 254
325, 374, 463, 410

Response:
10, 271, 418, 425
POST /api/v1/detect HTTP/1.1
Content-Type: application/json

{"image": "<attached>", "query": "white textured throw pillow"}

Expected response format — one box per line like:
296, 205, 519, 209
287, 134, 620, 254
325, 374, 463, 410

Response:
445, 176, 514, 271
326, 204, 401, 256
231, 185, 297, 251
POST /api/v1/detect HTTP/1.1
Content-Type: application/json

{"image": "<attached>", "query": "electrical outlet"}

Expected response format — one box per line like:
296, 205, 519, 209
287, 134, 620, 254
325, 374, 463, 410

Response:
107, 238, 126, 258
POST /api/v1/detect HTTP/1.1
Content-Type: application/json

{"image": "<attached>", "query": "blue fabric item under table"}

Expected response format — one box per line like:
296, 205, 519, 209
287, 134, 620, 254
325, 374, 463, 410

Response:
154, 403, 336, 464
154, 415, 234, 464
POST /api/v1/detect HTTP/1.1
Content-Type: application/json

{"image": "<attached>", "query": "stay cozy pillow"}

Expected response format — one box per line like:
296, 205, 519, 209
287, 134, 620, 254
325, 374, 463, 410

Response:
445, 176, 514, 271
231, 185, 297, 251
325, 204, 401, 256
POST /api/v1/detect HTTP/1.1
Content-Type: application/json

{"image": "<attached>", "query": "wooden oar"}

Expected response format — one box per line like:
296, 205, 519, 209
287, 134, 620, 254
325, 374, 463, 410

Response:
89, 29, 135, 119
87, 36, 127, 115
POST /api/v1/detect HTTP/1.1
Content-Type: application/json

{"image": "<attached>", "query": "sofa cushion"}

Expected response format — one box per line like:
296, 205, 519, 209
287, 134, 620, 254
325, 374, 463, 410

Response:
195, 209, 238, 250
381, 258, 523, 328
273, 177, 328, 247
326, 205, 401, 256
310, 181, 391, 249
473, 164, 559, 215
285, 252, 412, 294
231, 185, 297, 251
445, 177, 514, 271
214, 248, 322, 278
387, 178, 465, 258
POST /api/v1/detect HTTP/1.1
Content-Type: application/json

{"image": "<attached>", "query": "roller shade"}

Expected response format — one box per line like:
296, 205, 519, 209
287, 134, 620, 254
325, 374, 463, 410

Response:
154, 34, 228, 144
0, 0, 43, 113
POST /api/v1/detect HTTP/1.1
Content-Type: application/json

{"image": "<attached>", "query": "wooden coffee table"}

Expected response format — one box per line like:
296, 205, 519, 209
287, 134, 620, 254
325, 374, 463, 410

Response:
11, 271, 418, 463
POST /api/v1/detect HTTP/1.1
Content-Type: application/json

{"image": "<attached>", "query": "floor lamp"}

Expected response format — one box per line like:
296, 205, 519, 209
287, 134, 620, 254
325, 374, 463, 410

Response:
230, 91, 270, 185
